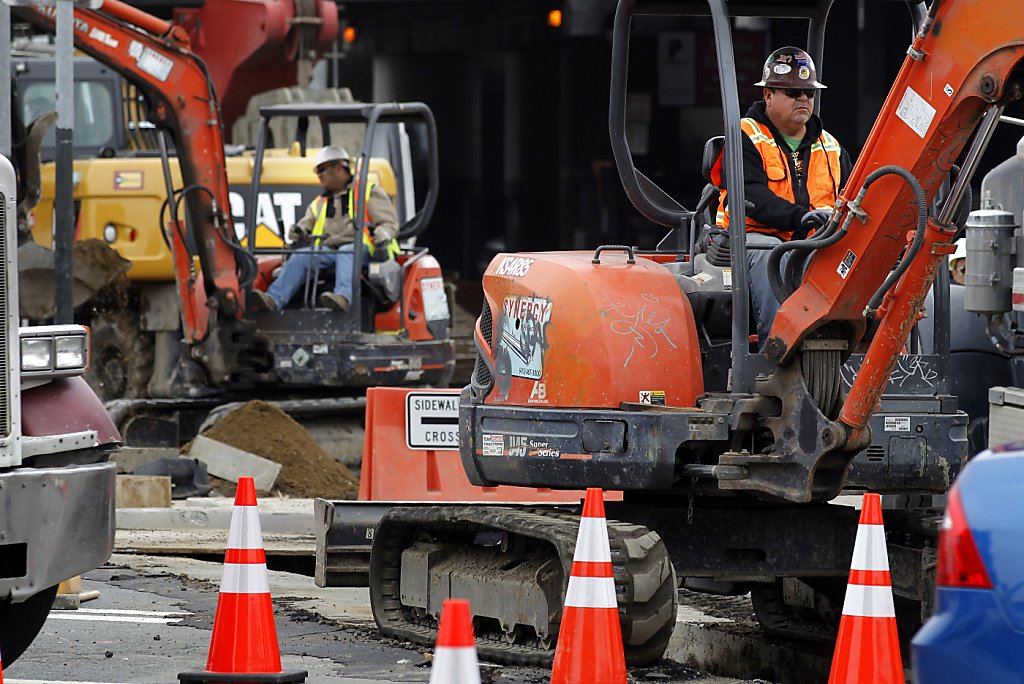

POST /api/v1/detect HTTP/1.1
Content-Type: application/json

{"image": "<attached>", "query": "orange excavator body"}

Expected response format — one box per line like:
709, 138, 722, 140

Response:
477, 251, 703, 409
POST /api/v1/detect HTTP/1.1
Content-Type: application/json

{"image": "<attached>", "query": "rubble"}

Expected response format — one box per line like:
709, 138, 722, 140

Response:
192, 400, 360, 499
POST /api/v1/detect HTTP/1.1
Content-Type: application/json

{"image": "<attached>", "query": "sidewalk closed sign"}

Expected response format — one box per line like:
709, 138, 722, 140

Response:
405, 391, 460, 450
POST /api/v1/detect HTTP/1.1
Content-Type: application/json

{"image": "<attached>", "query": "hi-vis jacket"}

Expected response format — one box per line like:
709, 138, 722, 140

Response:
715, 101, 851, 240
297, 181, 399, 257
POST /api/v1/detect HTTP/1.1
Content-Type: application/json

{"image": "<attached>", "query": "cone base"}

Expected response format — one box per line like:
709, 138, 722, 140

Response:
178, 670, 308, 683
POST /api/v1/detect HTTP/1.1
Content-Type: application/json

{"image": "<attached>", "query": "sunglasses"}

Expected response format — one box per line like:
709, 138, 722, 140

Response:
779, 88, 817, 99
315, 162, 338, 175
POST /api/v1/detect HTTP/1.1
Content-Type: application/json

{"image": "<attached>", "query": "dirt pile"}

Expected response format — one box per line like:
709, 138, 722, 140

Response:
197, 400, 360, 499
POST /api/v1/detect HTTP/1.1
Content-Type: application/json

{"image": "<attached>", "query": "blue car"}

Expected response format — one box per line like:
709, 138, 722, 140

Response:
912, 443, 1024, 682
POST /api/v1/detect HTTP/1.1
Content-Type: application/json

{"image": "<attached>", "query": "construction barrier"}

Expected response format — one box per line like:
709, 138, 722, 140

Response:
428, 598, 481, 684
550, 487, 627, 684
359, 387, 620, 503
828, 492, 903, 684
178, 477, 306, 683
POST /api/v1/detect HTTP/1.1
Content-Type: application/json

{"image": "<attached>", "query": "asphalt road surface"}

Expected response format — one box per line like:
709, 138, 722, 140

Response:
5, 554, 759, 684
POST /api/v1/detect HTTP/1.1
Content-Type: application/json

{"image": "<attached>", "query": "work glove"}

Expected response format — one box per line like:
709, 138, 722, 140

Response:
287, 225, 308, 245
371, 240, 391, 262
800, 208, 832, 229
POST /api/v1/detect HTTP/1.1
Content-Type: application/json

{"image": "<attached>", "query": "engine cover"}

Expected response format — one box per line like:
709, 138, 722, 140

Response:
476, 251, 703, 409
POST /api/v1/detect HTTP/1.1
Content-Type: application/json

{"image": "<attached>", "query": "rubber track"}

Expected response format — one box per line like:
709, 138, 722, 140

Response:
369, 505, 677, 667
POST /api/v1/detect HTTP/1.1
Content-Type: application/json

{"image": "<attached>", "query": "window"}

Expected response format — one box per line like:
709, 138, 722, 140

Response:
22, 79, 116, 148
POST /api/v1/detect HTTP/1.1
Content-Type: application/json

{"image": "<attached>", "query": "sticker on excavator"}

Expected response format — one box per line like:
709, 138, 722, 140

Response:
482, 434, 504, 456
639, 390, 666, 405
113, 170, 143, 190
496, 295, 552, 380
884, 416, 911, 432
494, 256, 535, 278
421, 277, 449, 321
896, 86, 936, 139
134, 46, 173, 82
837, 250, 856, 279
405, 391, 459, 450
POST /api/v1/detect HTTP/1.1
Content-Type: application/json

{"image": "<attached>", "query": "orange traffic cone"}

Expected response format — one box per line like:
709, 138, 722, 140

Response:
550, 487, 627, 684
429, 598, 481, 684
828, 493, 903, 684
178, 477, 306, 683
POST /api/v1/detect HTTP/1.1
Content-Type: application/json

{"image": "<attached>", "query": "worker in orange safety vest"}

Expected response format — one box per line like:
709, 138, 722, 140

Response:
714, 46, 853, 345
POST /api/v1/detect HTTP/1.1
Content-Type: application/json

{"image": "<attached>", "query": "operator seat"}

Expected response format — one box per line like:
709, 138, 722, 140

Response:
694, 136, 725, 258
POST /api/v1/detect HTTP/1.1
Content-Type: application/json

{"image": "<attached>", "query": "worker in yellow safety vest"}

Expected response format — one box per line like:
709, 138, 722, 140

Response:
252, 145, 400, 312
713, 46, 852, 345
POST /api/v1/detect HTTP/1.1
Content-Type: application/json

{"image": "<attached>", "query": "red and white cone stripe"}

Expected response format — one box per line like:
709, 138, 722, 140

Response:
551, 488, 626, 684
221, 503, 270, 595
429, 598, 480, 684
828, 493, 903, 684
840, 500, 895, 619
203, 477, 284, 676
565, 516, 617, 609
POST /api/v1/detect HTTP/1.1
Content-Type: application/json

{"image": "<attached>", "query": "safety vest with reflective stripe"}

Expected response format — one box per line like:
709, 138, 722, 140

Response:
309, 182, 400, 258
716, 118, 842, 239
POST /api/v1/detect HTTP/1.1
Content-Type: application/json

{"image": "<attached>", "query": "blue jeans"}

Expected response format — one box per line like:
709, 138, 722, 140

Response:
265, 243, 370, 308
746, 232, 790, 345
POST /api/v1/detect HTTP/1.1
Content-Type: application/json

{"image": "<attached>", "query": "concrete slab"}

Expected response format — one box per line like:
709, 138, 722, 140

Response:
115, 496, 316, 535
116, 529, 314, 556
189, 435, 281, 491
116, 475, 172, 508
111, 447, 180, 474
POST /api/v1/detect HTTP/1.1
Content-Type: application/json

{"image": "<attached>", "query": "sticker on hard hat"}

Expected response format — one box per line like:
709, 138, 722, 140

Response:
773, 64, 792, 75
798, 66, 810, 80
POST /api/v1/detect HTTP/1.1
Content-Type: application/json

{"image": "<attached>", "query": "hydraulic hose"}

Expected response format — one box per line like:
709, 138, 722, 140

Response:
780, 217, 843, 297
172, 184, 259, 290
766, 212, 845, 304
859, 166, 928, 317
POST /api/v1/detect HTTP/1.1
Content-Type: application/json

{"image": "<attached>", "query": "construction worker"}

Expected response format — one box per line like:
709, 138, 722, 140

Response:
252, 145, 399, 312
716, 46, 853, 344
949, 238, 967, 285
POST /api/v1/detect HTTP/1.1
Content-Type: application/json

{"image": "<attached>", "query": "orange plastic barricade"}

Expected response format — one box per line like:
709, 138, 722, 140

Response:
358, 387, 620, 503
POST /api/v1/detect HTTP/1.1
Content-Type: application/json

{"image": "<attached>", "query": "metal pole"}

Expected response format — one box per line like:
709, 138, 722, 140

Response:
0, 5, 11, 159
53, 0, 75, 323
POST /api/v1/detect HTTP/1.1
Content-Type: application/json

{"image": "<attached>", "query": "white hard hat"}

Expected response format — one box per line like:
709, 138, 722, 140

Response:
949, 238, 967, 263
314, 145, 350, 170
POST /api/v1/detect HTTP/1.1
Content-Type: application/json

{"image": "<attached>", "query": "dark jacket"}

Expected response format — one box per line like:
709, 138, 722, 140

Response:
721, 101, 853, 233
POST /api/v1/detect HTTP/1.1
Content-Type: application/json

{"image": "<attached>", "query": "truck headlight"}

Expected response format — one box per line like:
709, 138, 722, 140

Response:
55, 335, 87, 369
21, 337, 53, 371
19, 325, 90, 377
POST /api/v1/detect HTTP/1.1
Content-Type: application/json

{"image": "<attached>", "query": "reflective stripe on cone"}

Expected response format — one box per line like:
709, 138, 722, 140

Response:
178, 477, 306, 684
828, 493, 903, 684
551, 488, 627, 684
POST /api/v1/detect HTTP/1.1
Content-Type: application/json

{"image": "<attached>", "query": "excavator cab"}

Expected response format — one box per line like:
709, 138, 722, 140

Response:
244, 102, 455, 389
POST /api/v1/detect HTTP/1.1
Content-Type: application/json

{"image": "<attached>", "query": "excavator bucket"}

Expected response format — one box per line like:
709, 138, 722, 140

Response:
18, 239, 131, 320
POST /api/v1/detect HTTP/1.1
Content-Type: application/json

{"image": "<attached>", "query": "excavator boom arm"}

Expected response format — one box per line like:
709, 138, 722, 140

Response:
768, 0, 1024, 445
16, 0, 243, 339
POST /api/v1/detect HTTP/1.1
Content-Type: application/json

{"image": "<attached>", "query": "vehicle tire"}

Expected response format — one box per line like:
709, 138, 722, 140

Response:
0, 584, 59, 665
85, 310, 154, 401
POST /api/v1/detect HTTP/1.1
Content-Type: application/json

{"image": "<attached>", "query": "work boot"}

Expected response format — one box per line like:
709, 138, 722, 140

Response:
251, 290, 277, 311
319, 292, 351, 312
